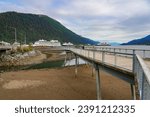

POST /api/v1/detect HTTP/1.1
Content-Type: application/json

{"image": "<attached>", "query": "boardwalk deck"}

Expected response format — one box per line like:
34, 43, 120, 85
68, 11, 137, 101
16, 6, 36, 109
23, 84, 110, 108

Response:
67, 47, 150, 100
68, 48, 150, 71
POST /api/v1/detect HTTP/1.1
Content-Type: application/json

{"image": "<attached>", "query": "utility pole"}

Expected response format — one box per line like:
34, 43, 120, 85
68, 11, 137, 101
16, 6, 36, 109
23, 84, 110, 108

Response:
5, 24, 7, 34
9, 27, 17, 43
24, 32, 26, 44
14, 27, 17, 43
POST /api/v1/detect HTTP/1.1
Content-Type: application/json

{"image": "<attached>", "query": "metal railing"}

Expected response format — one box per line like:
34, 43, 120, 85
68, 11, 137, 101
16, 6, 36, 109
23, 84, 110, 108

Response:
68, 47, 133, 71
134, 55, 150, 99
66, 47, 150, 100
85, 46, 150, 58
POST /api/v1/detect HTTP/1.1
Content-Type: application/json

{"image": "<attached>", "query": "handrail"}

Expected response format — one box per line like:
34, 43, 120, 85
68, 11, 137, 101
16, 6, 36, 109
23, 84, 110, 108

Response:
90, 49, 134, 56
68, 47, 134, 56
85, 46, 150, 51
136, 55, 150, 84
84, 46, 150, 58
134, 54, 150, 99
67, 47, 133, 71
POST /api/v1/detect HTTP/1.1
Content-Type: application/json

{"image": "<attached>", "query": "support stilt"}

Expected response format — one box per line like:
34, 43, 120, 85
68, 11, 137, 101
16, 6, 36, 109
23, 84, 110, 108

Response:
68, 52, 71, 66
95, 64, 101, 100
64, 52, 67, 66
130, 84, 136, 100
92, 63, 95, 77
75, 55, 78, 78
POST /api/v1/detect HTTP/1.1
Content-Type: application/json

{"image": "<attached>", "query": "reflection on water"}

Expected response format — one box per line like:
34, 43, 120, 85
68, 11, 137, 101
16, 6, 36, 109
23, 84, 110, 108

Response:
64, 58, 87, 66
0, 58, 86, 72
0, 60, 64, 71
23, 60, 64, 70
24, 58, 87, 70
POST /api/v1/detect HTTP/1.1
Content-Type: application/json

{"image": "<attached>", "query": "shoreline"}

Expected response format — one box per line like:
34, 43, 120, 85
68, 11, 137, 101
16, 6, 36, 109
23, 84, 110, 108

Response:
0, 49, 66, 71
0, 50, 47, 67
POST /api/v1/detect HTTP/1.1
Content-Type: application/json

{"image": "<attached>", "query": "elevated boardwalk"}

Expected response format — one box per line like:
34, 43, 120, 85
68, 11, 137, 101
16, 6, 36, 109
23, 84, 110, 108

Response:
66, 47, 150, 100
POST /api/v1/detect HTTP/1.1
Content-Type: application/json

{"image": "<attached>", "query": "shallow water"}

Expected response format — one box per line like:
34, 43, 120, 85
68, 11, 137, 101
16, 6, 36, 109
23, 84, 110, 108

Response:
23, 60, 64, 70
0, 60, 64, 72
64, 58, 87, 66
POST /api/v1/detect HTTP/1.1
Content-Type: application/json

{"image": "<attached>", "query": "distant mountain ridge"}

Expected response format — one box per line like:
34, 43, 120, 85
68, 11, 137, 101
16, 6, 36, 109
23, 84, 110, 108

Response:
122, 35, 150, 45
0, 11, 97, 45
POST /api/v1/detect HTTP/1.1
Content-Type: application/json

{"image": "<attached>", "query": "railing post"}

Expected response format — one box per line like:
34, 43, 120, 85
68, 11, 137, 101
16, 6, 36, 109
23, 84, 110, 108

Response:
102, 51, 105, 63
133, 50, 136, 72
143, 50, 145, 58
114, 52, 117, 66
114, 48, 116, 53
93, 50, 95, 60
141, 73, 144, 100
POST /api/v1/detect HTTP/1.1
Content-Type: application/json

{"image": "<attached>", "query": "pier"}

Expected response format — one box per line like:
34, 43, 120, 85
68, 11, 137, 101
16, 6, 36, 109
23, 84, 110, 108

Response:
66, 46, 150, 100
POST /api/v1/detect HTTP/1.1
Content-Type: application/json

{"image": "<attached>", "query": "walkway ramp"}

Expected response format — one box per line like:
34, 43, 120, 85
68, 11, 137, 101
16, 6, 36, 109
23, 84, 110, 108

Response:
66, 47, 150, 100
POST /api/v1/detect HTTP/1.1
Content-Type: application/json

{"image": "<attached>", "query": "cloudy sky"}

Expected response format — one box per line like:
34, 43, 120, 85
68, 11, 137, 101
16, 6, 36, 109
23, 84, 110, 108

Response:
0, 0, 150, 43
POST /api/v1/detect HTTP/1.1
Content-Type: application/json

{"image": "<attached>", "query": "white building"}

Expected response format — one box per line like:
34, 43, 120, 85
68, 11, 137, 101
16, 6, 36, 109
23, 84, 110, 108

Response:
13, 42, 20, 46
33, 39, 49, 46
12, 42, 20, 50
0, 41, 11, 46
62, 42, 73, 46
50, 40, 61, 46
33, 39, 61, 47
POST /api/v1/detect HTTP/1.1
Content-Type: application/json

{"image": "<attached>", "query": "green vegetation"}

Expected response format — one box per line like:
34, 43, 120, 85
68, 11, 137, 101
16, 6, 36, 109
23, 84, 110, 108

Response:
16, 45, 33, 53
0, 11, 97, 45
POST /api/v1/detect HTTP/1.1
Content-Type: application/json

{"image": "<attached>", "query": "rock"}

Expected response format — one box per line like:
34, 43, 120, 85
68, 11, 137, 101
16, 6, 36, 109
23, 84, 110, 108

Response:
0, 50, 43, 67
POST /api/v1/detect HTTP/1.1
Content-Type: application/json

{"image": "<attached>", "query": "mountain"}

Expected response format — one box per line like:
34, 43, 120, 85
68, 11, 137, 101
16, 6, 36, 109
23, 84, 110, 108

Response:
122, 35, 150, 45
0, 11, 97, 45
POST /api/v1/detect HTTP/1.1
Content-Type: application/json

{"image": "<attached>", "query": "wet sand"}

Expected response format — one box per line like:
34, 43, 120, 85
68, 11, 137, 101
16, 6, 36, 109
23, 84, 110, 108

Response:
0, 65, 132, 100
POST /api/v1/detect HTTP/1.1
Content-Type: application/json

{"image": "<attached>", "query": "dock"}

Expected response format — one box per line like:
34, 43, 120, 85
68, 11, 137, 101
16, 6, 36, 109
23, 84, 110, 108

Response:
66, 46, 150, 100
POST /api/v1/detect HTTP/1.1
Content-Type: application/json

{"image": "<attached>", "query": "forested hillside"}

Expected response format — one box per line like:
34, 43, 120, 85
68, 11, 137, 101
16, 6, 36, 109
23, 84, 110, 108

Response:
0, 12, 97, 45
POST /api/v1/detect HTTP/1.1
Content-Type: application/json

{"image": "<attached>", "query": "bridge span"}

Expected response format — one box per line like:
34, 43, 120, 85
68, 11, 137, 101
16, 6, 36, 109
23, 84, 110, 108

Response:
66, 47, 150, 100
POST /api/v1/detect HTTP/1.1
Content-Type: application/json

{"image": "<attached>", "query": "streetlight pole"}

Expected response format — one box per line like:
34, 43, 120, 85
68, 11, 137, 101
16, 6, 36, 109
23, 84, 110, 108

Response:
9, 26, 17, 43
24, 32, 26, 44
14, 27, 17, 43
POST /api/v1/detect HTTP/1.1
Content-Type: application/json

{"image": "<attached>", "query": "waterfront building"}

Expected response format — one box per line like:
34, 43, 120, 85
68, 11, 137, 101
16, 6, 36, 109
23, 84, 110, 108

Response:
33, 39, 61, 46
62, 42, 73, 46
12, 42, 20, 47
0, 41, 11, 46
50, 40, 61, 46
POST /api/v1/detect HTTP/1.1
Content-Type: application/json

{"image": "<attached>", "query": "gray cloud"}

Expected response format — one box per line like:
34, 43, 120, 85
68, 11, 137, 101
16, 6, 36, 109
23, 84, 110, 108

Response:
0, 0, 150, 42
